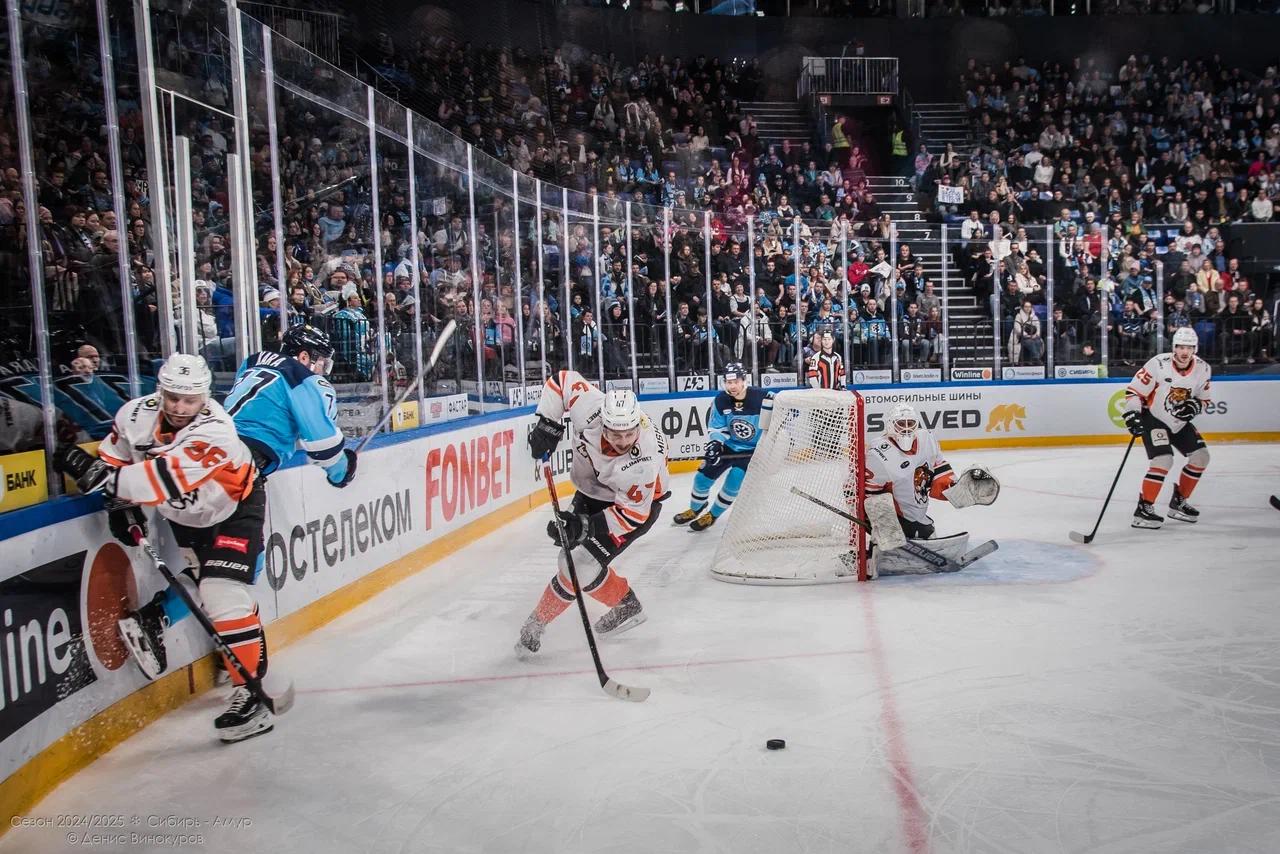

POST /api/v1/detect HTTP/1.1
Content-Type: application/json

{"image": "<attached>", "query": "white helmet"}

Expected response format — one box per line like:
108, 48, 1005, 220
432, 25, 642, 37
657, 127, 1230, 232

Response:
157, 353, 213, 397
601, 389, 642, 433
1171, 327, 1198, 351
885, 402, 919, 450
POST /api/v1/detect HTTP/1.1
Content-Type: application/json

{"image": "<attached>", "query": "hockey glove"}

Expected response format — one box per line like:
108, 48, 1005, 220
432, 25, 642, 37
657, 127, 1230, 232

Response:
52, 443, 118, 497
1171, 398, 1202, 422
106, 501, 147, 547
704, 439, 724, 469
327, 448, 358, 488
529, 415, 566, 460
1122, 409, 1144, 437
546, 510, 587, 549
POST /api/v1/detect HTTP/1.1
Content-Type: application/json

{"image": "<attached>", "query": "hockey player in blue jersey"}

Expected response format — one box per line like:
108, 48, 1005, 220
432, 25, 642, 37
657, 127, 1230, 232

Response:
116, 326, 356, 689
673, 363, 773, 532
223, 324, 356, 486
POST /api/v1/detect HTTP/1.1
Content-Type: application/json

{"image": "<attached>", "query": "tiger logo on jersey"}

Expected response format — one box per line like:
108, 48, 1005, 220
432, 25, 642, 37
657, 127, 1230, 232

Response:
1164, 386, 1190, 417
911, 465, 931, 505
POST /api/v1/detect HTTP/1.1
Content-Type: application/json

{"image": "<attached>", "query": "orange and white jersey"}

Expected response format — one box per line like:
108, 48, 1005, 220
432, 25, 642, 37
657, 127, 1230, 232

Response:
1125, 353, 1212, 433
97, 395, 256, 529
537, 370, 669, 542
864, 427, 954, 524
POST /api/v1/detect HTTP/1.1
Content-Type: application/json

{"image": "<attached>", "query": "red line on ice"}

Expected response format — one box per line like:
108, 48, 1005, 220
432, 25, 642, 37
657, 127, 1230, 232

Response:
860, 584, 931, 854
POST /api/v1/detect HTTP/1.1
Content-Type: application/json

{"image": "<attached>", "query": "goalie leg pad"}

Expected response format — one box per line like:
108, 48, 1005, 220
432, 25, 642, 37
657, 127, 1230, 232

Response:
876, 532, 971, 576
864, 492, 906, 550
943, 467, 1001, 508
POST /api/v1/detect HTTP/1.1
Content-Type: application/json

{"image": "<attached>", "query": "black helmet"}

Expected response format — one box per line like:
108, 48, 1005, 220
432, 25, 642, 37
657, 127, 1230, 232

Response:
281, 325, 334, 359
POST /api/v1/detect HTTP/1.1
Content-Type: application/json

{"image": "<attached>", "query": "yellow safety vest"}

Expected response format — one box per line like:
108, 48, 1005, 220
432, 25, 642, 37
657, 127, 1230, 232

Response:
832, 121, 849, 149
892, 131, 907, 156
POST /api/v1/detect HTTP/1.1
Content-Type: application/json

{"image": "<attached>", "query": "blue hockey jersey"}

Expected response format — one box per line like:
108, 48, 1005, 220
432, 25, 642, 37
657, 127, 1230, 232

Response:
708, 387, 774, 453
223, 351, 348, 480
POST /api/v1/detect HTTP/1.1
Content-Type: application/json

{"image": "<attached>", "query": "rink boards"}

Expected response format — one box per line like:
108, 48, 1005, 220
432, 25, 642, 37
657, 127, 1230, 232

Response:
2, 376, 1279, 834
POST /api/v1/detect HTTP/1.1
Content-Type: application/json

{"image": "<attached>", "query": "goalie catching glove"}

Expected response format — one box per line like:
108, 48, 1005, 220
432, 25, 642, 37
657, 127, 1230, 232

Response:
943, 466, 1001, 508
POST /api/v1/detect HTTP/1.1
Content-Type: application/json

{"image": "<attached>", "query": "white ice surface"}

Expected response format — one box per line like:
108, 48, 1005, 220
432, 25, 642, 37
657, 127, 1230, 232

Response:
4, 446, 1280, 854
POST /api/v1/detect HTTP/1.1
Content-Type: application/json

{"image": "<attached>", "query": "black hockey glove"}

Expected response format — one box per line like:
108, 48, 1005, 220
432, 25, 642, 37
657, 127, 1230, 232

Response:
1172, 398, 1202, 422
52, 443, 118, 497
106, 501, 147, 547
546, 510, 587, 549
704, 439, 724, 468
327, 448, 358, 488
529, 415, 566, 460
1122, 409, 1144, 437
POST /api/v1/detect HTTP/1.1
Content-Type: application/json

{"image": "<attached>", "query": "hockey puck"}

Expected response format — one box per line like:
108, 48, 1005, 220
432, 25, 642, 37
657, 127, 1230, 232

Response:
766, 738, 786, 750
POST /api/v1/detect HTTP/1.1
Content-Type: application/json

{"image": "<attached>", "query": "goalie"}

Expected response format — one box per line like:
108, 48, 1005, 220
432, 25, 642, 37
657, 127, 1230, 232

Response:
862, 403, 999, 576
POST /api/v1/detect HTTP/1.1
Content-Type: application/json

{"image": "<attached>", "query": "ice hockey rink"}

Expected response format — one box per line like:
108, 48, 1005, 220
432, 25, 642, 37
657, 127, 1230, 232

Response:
3, 445, 1278, 854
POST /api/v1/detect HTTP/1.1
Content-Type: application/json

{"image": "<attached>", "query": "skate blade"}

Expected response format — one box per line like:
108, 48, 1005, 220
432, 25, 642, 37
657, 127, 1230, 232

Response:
514, 641, 541, 661
217, 717, 273, 744
1166, 510, 1198, 523
1131, 518, 1164, 529
117, 618, 164, 681
598, 612, 647, 638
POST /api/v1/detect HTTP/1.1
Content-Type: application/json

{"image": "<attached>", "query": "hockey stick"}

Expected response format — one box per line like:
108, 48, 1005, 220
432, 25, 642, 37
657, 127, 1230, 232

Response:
130, 528, 295, 715
541, 457, 650, 703
1069, 436, 1136, 544
790, 487, 998, 572
1271, 495, 1280, 512
356, 319, 458, 453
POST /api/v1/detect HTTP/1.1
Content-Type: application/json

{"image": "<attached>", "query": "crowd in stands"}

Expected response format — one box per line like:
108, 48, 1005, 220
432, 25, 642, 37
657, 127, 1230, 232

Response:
918, 54, 1278, 366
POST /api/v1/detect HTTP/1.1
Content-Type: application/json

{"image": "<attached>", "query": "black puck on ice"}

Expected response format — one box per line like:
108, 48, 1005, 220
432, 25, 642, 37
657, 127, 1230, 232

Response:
766, 738, 786, 750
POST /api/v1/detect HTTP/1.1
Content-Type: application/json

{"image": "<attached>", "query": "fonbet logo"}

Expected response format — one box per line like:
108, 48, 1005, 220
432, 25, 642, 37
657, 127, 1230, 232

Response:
985, 403, 1026, 432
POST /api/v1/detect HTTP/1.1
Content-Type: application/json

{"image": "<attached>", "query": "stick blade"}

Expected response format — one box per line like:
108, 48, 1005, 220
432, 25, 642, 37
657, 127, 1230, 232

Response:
261, 677, 296, 715
958, 540, 999, 568
1271, 495, 1280, 511
602, 678, 650, 703
1068, 530, 1092, 545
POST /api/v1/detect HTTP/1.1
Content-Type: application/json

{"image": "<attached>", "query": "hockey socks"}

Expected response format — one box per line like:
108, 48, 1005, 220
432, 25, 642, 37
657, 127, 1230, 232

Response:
1177, 463, 1205, 499
212, 610, 265, 685
533, 567, 631, 625
688, 471, 715, 514
1140, 465, 1169, 504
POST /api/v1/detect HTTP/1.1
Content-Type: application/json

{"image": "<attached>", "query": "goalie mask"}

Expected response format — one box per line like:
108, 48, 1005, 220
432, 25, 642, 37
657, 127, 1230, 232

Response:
885, 402, 919, 451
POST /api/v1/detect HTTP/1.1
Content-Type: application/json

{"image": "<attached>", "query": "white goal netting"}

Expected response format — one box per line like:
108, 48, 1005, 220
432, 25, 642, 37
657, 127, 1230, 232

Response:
710, 389, 867, 584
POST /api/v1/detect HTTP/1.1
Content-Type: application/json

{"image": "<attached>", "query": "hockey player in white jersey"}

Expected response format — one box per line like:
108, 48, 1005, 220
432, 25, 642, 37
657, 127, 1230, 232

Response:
519, 370, 669, 656
52, 354, 277, 743
862, 402, 999, 575
1122, 327, 1212, 529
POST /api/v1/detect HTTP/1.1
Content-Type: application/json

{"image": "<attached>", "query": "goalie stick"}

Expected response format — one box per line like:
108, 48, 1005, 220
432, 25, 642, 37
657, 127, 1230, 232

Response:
542, 458, 650, 703
790, 487, 998, 572
131, 528, 294, 715
356, 319, 458, 453
1069, 436, 1136, 545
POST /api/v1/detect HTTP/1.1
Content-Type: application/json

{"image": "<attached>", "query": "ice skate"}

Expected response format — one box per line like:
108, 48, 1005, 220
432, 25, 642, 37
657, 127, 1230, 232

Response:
117, 592, 169, 681
1167, 490, 1199, 523
593, 590, 645, 636
214, 686, 273, 743
689, 512, 717, 532
1132, 499, 1164, 529
515, 614, 546, 659
672, 509, 699, 526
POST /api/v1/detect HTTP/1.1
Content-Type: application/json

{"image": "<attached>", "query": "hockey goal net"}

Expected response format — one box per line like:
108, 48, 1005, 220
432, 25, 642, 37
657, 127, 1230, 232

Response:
710, 389, 868, 584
